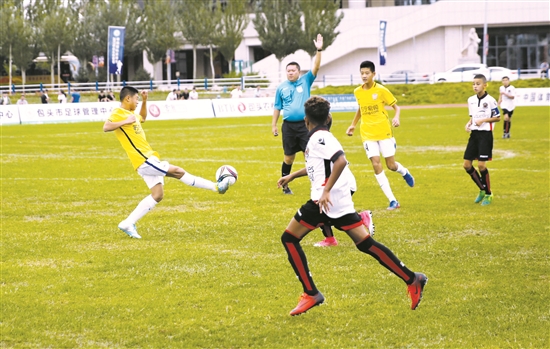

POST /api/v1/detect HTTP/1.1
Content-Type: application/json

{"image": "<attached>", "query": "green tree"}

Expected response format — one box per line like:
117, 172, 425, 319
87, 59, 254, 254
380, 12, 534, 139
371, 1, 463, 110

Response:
299, 0, 343, 58
142, 0, 178, 66
0, 0, 33, 87
10, 16, 36, 88
252, 0, 302, 77
214, 0, 249, 74
176, 1, 214, 80
30, 0, 75, 86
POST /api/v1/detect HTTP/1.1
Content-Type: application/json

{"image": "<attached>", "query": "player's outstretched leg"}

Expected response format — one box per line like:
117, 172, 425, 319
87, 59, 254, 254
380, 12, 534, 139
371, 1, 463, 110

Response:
314, 225, 338, 247
179, 171, 230, 194
355, 235, 427, 310
281, 231, 324, 315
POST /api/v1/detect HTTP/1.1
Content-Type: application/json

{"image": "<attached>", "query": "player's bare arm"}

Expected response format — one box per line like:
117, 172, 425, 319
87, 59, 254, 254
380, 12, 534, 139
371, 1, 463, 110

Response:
465, 118, 472, 132
277, 168, 307, 188
312, 34, 324, 76
474, 115, 500, 126
103, 115, 136, 132
318, 155, 347, 213
391, 104, 401, 127
346, 108, 362, 136
272, 109, 281, 136
139, 90, 148, 122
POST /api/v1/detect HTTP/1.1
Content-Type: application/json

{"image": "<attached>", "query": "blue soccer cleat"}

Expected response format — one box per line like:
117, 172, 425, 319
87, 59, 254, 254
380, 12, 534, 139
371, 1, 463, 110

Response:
403, 171, 415, 187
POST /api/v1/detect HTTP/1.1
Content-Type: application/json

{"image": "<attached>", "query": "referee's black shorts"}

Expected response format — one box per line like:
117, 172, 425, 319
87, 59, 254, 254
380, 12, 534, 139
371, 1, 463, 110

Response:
464, 130, 493, 161
282, 120, 309, 156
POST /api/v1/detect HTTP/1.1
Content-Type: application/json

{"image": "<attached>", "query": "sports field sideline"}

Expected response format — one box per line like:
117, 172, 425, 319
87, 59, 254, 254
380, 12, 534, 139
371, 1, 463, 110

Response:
2, 106, 548, 348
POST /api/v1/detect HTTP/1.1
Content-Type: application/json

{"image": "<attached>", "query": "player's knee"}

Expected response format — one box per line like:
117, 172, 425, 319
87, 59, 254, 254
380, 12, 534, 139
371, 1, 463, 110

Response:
478, 163, 487, 171
152, 192, 163, 202
281, 231, 300, 244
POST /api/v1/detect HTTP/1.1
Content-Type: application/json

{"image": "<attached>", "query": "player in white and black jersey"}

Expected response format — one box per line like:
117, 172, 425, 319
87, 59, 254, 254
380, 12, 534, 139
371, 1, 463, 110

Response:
464, 74, 500, 206
498, 76, 516, 139
277, 96, 427, 316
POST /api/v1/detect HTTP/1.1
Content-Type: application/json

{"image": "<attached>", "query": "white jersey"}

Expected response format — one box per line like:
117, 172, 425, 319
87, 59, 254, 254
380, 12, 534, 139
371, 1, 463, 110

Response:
305, 126, 355, 218
468, 93, 500, 131
499, 85, 516, 111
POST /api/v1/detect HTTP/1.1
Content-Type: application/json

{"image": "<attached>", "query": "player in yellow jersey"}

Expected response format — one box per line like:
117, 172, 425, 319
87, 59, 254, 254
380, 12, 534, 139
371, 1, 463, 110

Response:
103, 86, 230, 239
346, 61, 414, 210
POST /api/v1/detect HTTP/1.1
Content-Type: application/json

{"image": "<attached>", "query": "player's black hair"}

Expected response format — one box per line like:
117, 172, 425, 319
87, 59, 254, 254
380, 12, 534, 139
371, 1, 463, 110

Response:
120, 86, 139, 102
473, 74, 487, 83
304, 96, 331, 125
502, 76, 509, 80
286, 61, 301, 71
360, 60, 376, 72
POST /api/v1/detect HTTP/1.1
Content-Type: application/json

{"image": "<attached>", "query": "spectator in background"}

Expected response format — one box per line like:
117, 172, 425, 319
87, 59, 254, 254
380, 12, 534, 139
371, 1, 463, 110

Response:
230, 86, 243, 99
181, 88, 190, 100
189, 87, 198, 100
40, 90, 49, 104
98, 90, 107, 102
1, 92, 11, 105
540, 61, 549, 78
70, 90, 81, 103
254, 85, 262, 98
16, 94, 28, 105
106, 91, 115, 102
58, 90, 67, 103
166, 89, 178, 101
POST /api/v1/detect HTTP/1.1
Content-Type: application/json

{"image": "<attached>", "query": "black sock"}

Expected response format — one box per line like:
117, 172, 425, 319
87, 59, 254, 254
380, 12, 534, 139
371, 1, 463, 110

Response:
503, 121, 510, 133
480, 169, 491, 195
281, 231, 318, 295
465, 166, 485, 191
282, 162, 292, 178
356, 237, 415, 284
507, 120, 511, 133
320, 225, 334, 238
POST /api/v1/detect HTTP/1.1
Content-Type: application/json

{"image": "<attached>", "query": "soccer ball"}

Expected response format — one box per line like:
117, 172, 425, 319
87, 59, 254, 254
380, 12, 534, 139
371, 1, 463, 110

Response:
215, 165, 238, 186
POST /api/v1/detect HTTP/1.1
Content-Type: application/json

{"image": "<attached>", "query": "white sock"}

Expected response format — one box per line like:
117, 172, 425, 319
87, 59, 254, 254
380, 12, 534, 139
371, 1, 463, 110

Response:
375, 171, 397, 202
395, 162, 408, 176
126, 195, 158, 224
180, 172, 216, 191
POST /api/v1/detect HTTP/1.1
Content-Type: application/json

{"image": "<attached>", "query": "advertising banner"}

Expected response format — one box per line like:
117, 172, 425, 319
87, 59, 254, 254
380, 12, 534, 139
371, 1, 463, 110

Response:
321, 94, 357, 112
379, 20, 387, 66
18, 102, 117, 124
211, 97, 274, 118
108, 26, 125, 75
145, 100, 215, 121
514, 88, 550, 107
0, 105, 21, 125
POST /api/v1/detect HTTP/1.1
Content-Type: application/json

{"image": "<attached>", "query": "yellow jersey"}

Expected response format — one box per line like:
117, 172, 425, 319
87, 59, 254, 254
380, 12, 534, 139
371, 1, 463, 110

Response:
108, 107, 159, 170
354, 83, 397, 141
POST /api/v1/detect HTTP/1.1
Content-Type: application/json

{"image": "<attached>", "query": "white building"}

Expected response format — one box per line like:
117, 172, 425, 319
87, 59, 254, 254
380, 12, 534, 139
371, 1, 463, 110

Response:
147, 0, 549, 84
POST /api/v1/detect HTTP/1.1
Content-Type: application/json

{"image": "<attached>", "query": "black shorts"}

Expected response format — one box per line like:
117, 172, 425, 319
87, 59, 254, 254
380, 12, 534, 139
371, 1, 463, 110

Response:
502, 108, 514, 117
282, 120, 309, 156
294, 200, 363, 231
464, 131, 493, 161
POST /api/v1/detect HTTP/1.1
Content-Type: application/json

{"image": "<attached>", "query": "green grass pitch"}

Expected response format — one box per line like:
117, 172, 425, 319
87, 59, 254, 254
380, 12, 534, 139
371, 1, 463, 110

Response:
2, 106, 548, 348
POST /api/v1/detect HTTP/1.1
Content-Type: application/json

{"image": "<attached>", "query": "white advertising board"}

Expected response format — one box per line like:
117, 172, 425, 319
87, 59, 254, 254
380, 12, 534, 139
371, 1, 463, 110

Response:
514, 88, 550, 107
0, 105, 21, 125
211, 97, 274, 118
18, 102, 117, 124
145, 100, 214, 120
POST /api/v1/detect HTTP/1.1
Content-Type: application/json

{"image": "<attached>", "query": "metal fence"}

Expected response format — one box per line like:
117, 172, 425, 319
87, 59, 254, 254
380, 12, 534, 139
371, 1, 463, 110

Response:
0, 69, 545, 95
